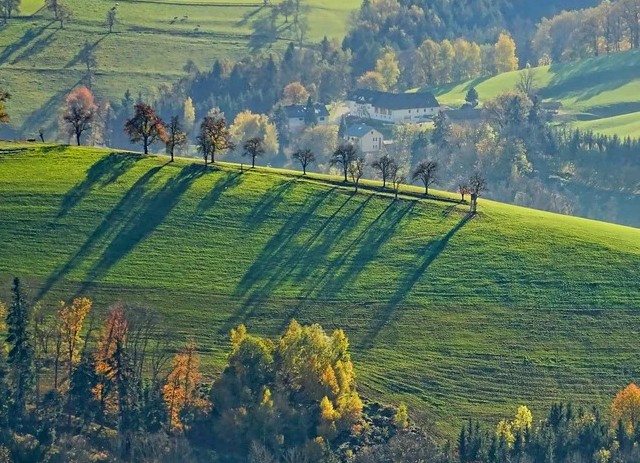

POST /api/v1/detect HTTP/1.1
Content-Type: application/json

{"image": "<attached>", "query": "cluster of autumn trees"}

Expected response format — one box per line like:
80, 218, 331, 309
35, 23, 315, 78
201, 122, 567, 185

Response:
0, 278, 418, 462
358, 33, 518, 91
532, 0, 640, 64
3, 277, 640, 463
454, 384, 640, 463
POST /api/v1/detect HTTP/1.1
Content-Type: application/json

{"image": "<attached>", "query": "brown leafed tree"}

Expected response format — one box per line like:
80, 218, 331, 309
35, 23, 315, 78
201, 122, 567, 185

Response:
196, 112, 233, 165
412, 160, 438, 196
62, 86, 97, 146
242, 136, 265, 168
162, 341, 207, 431
166, 115, 187, 162
468, 172, 487, 213
371, 153, 397, 188
124, 103, 168, 154
292, 148, 315, 175
349, 156, 366, 192
93, 304, 128, 415
330, 143, 357, 182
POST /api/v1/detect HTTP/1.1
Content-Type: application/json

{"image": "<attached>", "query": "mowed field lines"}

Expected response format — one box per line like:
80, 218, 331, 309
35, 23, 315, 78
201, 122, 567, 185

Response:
0, 143, 639, 435
0, 0, 360, 133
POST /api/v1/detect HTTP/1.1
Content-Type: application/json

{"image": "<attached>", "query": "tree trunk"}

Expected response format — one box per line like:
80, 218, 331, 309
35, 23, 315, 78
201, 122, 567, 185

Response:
252, 156, 255, 168
143, 136, 149, 155
76, 131, 81, 146
425, 185, 428, 196
382, 178, 386, 188
343, 167, 348, 182
302, 164, 306, 175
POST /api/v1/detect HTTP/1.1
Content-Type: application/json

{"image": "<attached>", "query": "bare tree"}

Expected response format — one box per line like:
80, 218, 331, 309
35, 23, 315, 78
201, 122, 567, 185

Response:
242, 136, 265, 168
516, 65, 537, 97
468, 172, 487, 213
391, 168, 406, 200
166, 115, 187, 162
348, 156, 366, 192
371, 153, 397, 188
292, 148, 315, 175
458, 181, 470, 201
412, 160, 438, 196
106, 6, 117, 33
330, 143, 357, 182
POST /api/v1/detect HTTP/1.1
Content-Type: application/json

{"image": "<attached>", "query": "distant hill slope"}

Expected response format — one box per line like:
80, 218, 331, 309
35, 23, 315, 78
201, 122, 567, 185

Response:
0, 143, 639, 435
424, 49, 640, 138
0, 0, 360, 135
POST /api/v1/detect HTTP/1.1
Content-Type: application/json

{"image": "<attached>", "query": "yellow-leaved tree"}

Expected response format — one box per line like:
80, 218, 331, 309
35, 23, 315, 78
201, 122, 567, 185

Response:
375, 47, 400, 90
229, 110, 279, 158
496, 405, 532, 448
494, 32, 518, 73
611, 383, 640, 435
58, 297, 92, 388
209, 321, 363, 461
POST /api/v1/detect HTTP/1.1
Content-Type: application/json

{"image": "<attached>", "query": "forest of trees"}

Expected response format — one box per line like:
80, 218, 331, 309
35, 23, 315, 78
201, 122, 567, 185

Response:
1, 278, 639, 462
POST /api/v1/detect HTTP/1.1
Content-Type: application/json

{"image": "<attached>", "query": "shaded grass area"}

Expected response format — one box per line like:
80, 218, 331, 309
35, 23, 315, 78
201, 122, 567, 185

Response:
0, 143, 639, 436
424, 49, 640, 138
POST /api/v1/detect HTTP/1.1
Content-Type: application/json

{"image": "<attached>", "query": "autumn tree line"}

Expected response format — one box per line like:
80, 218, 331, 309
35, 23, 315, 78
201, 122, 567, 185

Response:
2, 278, 640, 463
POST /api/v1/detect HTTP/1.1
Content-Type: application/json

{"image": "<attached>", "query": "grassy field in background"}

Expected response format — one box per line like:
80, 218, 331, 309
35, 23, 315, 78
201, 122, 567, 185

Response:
0, 0, 360, 134
423, 49, 640, 138
0, 142, 638, 436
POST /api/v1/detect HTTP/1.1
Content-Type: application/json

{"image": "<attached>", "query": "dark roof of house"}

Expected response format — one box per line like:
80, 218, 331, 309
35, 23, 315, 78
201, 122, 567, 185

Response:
283, 103, 329, 118
347, 89, 440, 110
345, 123, 381, 138
443, 107, 484, 121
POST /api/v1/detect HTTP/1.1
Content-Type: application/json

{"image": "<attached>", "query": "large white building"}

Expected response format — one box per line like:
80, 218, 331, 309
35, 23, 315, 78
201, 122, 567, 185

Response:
346, 90, 440, 124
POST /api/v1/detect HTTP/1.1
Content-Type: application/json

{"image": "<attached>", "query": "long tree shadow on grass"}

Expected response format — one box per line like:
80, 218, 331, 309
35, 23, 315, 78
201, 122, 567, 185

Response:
196, 171, 243, 215
222, 187, 337, 332
236, 194, 374, 324
37, 164, 167, 299
361, 212, 473, 347
79, 164, 206, 289
57, 152, 142, 218
243, 179, 295, 227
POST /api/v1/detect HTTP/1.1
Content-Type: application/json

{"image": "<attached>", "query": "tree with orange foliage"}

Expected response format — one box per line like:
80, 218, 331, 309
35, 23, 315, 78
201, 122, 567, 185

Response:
0, 89, 9, 124
62, 86, 97, 146
124, 103, 168, 154
162, 341, 206, 431
282, 81, 309, 104
612, 383, 640, 434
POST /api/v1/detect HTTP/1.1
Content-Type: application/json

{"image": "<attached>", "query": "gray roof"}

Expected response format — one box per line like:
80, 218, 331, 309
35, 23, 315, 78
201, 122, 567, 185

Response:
283, 103, 329, 118
347, 89, 440, 110
345, 123, 380, 138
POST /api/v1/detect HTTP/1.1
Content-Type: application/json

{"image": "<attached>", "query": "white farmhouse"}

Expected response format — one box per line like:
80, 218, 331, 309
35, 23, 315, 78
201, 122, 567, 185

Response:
283, 103, 330, 131
346, 90, 440, 124
345, 123, 384, 153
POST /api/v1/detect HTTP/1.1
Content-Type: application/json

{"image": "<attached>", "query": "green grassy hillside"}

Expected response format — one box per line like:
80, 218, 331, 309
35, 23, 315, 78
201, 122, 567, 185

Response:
1, 143, 639, 435
0, 0, 360, 134
425, 50, 640, 138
